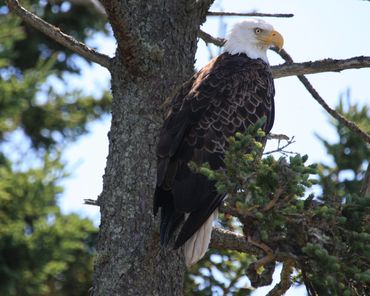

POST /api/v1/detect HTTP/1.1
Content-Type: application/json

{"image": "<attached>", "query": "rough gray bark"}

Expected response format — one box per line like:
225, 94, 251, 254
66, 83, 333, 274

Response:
92, 1, 214, 295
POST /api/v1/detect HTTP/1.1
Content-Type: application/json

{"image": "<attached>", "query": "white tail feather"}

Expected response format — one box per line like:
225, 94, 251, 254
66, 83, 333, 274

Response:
184, 210, 218, 267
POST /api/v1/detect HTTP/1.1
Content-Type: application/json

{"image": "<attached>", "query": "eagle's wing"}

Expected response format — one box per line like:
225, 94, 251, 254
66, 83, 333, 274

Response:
154, 54, 275, 249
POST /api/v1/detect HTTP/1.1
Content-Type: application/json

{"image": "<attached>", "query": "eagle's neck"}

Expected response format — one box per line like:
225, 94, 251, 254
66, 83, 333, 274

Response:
224, 39, 269, 64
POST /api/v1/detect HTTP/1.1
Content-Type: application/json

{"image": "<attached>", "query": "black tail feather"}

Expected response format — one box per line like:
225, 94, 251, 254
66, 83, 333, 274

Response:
174, 192, 224, 249
155, 187, 184, 245
160, 204, 183, 245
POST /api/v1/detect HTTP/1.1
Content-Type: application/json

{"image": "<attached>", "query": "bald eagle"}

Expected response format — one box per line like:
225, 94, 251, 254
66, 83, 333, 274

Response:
154, 19, 284, 266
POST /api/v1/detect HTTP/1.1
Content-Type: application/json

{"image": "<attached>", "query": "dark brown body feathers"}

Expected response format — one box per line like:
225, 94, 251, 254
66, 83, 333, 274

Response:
154, 52, 275, 248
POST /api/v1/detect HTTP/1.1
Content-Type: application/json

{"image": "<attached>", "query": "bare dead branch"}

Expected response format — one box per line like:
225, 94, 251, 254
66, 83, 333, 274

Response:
210, 227, 262, 255
198, 29, 226, 46
360, 162, 370, 197
207, 11, 294, 18
266, 260, 294, 296
264, 136, 297, 156
298, 76, 370, 143
273, 49, 370, 144
6, 0, 111, 69
272, 56, 370, 79
84, 199, 100, 206
268, 133, 290, 141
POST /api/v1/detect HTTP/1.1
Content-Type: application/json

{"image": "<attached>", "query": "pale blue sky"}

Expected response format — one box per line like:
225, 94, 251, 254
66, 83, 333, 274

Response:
59, 1, 370, 294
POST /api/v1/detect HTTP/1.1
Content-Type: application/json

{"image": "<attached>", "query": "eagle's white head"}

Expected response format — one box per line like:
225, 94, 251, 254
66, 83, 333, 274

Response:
224, 19, 284, 64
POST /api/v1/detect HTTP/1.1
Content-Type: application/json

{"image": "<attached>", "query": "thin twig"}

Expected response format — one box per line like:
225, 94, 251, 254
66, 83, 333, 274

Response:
6, 0, 112, 69
247, 236, 274, 256
207, 11, 294, 18
298, 76, 370, 143
268, 133, 290, 141
84, 199, 100, 206
263, 187, 284, 211
198, 29, 226, 46
264, 137, 297, 156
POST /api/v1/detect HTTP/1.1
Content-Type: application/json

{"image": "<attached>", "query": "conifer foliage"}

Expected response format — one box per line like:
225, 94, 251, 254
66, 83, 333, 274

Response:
186, 106, 370, 295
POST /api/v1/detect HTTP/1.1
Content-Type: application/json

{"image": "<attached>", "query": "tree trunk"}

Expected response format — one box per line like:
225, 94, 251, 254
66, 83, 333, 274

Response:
92, 1, 213, 295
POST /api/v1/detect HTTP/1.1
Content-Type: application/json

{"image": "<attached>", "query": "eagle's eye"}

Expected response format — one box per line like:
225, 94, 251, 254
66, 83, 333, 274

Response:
254, 28, 263, 34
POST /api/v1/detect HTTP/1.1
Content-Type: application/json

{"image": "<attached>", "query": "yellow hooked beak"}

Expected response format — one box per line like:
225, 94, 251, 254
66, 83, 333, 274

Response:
259, 30, 284, 51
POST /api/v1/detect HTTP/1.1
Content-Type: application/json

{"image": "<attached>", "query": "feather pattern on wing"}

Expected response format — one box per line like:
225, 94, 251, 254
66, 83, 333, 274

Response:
154, 52, 275, 264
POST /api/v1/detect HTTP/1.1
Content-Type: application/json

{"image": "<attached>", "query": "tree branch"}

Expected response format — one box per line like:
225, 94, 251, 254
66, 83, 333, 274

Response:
207, 11, 294, 18
198, 29, 225, 46
210, 227, 262, 255
6, 0, 112, 69
264, 136, 297, 156
100, 0, 142, 73
7, 0, 111, 69
268, 133, 290, 141
266, 260, 294, 296
84, 198, 100, 206
271, 56, 370, 79
298, 76, 370, 143
272, 49, 370, 144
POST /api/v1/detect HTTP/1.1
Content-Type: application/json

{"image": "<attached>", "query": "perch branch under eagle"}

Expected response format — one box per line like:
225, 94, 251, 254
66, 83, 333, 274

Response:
154, 19, 284, 266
